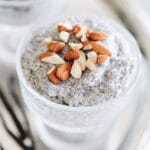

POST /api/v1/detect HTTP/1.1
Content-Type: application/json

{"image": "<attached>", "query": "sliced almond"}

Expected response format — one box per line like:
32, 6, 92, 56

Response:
87, 51, 97, 63
92, 42, 112, 56
69, 43, 83, 50
47, 41, 65, 53
89, 31, 108, 41
97, 55, 108, 64
65, 49, 80, 60
47, 66, 60, 85
56, 63, 72, 81
83, 41, 93, 50
86, 59, 97, 72
40, 52, 65, 64
44, 37, 52, 44
57, 21, 73, 32
73, 24, 81, 34
77, 51, 86, 71
71, 60, 82, 78
59, 31, 70, 43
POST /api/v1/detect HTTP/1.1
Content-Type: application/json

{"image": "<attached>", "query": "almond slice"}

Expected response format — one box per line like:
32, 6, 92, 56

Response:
47, 41, 65, 53
56, 63, 72, 81
92, 42, 112, 56
69, 43, 83, 50
87, 51, 97, 63
59, 31, 70, 43
57, 21, 73, 32
44, 37, 52, 44
71, 60, 82, 79
77, 51, 86, 71
73, 24, 81, 34
89, 31, 108, 41
65, 49, 80, 60
39, 52, 65, 64
86, 59, 97, 72
83, 41, 93, 50
47, 66, 60, 85
97, 55, 108, 64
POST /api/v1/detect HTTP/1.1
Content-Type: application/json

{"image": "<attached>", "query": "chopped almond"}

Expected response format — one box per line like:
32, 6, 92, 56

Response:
47, 66, 60, 85
92, 42, 112, 56
86, 27, 91, 37
83, 41, 93, 50
80, 34, 88, 42
71, 60, 82, 78
87, 51, 97, 63
77, 51, 86, 71
86, 59, 97, 72
73, 24, 81, 34
56, 63, 72, 80
57, 21, 73, 32
65, 49, 80, 60
75, 26, 88, 39
97, 55, 108, 64
39, 52, 65, 64
47, 41, 65, 53
69, 43, 83, 50
59, 31, 70, 43
39, 51, 55, 60
89, 32, 108, 41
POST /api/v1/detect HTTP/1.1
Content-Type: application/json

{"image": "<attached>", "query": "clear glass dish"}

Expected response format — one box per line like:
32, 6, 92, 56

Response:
16, 14, 142, 150
0, 0, 65, 68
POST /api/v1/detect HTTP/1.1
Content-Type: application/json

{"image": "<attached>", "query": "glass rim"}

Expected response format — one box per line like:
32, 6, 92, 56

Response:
0, 0, 41, 6
16, 15, 142, 112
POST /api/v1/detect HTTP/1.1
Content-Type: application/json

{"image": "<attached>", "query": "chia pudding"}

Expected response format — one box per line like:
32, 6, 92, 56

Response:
21, 17, 136, 107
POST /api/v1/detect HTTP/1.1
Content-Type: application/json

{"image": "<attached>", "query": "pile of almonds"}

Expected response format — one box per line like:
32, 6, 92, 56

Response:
39, 21, 112, 84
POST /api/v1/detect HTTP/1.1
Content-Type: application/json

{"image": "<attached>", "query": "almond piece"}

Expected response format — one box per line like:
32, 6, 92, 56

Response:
47, 66, 60, 85
44, 37, 52, 44
69, 43, 83, 50
92, 42, 112, 56
75, 26, 88, 39
73, 24, 81, 34
56, 63, 72, 80
83, 41, 93, 50
47, 41, 65, 53
39, 52, 65, 64
65, 49, 80, 60
81, 34, 88, 42
57, 21, 73, 32
77, 51, 86, 71
87, 51, 97, 63
97, 55, 108, 64
59, 31, 70, 43
71, 60, 82, 78
39, 51, 55, 60
86, 27, 91, 37
86, 59, 97, 72
89, 32, 108, 41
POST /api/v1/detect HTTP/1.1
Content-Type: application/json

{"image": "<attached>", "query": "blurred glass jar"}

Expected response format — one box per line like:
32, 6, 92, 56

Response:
0, 0, 65, 68
16, 14, 145, 150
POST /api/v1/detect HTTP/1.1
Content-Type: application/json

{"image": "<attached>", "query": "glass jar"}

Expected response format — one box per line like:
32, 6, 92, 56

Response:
0, 0, 65, 68
16, 14, 142, 150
